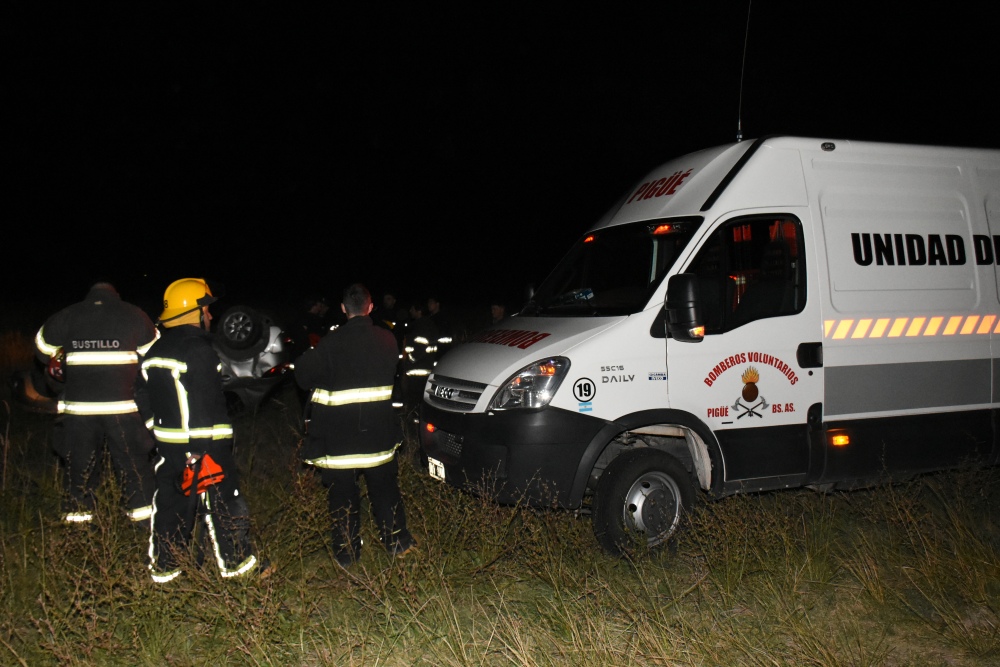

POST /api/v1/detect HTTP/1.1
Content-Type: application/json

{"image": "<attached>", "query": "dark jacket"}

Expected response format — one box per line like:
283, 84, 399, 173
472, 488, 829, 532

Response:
294, 315, 402, 467
401, 315, 440, 376
139, 325, 233, 446
35, 283, 159, 415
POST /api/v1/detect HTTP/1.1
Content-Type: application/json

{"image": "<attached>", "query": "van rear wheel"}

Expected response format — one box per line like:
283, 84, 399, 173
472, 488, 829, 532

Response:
592, 448, 695, 557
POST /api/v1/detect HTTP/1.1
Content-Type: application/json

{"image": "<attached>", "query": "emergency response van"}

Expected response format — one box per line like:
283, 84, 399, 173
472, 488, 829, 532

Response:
419, 136, 1000, 555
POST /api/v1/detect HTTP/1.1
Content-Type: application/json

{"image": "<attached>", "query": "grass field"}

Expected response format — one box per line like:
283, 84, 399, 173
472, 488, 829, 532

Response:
2, 329, 1000, 666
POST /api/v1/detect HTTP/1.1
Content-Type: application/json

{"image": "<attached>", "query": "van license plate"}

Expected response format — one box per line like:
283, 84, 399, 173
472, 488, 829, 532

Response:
428, 457, 446, 482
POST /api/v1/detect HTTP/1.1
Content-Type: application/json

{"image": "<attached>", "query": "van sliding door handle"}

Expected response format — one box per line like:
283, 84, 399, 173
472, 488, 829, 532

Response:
797, 342, 823, 368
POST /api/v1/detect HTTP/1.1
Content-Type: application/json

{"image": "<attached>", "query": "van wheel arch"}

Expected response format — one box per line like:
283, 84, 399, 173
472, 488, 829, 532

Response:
576, 409, 720, 502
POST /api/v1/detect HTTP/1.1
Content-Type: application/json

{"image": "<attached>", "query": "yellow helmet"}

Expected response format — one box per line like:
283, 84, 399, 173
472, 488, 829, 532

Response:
159, 278, 217, 325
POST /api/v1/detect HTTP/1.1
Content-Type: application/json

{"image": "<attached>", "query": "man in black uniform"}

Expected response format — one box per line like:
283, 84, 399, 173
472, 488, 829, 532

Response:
371, 289, 408, 350
294, 283, 416, 568
34, 281, 158, 525
296, 294, 341, 350
139, 278, 266, 583
426, 294, 455, 359
400, 299, 440, 414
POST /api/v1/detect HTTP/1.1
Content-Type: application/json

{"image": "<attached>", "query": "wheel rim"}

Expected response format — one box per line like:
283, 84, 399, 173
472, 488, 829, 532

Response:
225, 313, 253, 342
621, 471, 682, 546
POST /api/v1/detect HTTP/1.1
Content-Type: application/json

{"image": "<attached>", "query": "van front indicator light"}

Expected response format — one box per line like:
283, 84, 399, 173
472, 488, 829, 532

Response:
830, 433, 850, 447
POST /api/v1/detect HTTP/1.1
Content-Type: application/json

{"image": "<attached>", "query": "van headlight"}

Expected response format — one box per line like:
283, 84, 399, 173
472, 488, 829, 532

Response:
488, 357, 570, 410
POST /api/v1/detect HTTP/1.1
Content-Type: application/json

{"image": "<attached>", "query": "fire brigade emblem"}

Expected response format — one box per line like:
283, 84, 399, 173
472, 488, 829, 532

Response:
733, 367, 768, 418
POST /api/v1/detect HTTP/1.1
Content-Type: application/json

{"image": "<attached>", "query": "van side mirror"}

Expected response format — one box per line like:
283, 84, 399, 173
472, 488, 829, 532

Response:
665, 273, 705, 343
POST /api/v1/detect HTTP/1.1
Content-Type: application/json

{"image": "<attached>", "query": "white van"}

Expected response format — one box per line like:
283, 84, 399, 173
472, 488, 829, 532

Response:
419, 136, 1000, 555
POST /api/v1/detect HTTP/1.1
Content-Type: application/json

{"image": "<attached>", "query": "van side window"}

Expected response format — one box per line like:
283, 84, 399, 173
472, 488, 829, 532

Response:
686, 215, 805, 333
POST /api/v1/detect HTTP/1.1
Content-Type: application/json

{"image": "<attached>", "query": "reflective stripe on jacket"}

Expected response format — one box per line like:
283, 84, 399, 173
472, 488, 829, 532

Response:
139, 325, 232, 446
311, 385, 393, 406
304, 441, 402, 469
35, 284, 159, 415
294, 316, 403, 461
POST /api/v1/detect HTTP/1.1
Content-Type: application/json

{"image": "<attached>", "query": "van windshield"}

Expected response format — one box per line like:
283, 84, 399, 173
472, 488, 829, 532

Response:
522, 218, 702, 317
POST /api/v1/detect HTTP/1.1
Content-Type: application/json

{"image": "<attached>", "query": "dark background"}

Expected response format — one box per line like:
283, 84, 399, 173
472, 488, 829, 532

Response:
4, 3, 998, 329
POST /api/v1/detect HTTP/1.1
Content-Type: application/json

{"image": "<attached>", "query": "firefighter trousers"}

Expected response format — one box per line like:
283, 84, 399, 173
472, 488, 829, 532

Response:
52, 413, 155, 522
318, 456, 411, 559
149, 442, 256, 581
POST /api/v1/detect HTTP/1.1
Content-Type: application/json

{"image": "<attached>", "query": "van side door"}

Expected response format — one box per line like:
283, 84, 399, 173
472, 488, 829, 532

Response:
667, 212, 824, 493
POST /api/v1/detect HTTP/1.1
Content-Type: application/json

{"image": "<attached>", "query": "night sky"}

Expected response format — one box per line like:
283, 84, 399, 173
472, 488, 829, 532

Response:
5, 4, 998, 327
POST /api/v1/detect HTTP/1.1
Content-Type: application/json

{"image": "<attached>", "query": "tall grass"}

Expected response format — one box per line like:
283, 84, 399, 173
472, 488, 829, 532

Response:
2, 330, 1000, 665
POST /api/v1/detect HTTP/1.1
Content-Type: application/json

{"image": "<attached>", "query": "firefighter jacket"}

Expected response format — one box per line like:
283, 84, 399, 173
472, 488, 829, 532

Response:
294, 315, 402, 469
139, 325, 233, 447
401, 315, 440, 380
35, 283, 159, 416
429, 310, 455, 349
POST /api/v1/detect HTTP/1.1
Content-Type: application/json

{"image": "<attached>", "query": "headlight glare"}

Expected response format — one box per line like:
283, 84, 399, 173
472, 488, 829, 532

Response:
489, 357, 570, 410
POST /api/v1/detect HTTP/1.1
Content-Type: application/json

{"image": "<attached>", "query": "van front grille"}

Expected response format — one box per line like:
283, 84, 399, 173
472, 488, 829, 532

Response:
425, 374, 487, 412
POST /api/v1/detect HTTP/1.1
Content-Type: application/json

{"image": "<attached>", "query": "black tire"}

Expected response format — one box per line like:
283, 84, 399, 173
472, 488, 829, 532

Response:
592, 448, 696, 557
218, 306, 264, 350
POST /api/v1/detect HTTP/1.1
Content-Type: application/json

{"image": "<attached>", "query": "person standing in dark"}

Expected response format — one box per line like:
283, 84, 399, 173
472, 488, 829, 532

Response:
490, 298, 507, 325
426, 294, 455, 353
139, 278, 268, 583
401, 299, 439, 413
298, 295, 339, 349
371, 289, 408, 351
294, 283, 416, 568
34, 281, 158, 526
370, 289, 408, 409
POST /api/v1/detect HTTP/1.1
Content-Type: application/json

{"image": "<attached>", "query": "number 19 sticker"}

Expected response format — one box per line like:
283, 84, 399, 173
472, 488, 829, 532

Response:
573, 378, 595, 412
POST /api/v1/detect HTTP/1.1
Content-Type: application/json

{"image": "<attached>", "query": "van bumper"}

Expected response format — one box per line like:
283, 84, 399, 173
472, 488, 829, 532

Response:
419, 403, 607, 508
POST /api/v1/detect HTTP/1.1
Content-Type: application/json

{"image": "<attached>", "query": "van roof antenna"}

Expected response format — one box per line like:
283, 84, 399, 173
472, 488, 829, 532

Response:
736, 0, 752, 142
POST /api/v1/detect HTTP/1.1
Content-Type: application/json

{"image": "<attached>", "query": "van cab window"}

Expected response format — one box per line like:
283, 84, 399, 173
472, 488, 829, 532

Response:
686, 215, 805, 333
524, 218, 702, 316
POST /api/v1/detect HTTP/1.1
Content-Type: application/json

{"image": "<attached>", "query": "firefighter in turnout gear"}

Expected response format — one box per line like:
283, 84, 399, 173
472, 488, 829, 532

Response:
139, 278, 266, 582
294, 283, 416, 568
400, 299, 439, 413
34, 281, 158, 525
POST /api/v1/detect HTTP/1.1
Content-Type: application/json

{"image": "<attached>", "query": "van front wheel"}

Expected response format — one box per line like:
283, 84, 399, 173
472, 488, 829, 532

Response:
592, 448, 695, 557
